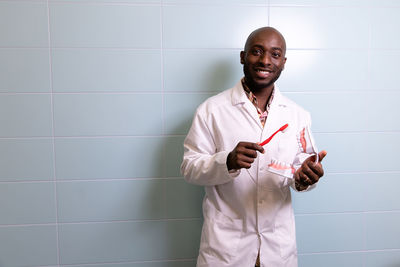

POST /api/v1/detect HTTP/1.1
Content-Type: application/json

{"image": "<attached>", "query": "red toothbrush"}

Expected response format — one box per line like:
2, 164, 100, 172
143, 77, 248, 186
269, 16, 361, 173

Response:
259, 124, 289, 146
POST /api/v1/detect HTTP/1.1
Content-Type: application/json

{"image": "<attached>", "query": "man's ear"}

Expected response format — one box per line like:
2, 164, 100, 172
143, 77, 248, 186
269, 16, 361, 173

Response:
240, 51, 245, 64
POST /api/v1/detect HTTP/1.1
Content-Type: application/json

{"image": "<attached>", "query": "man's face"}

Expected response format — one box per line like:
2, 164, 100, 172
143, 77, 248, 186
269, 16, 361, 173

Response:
240, 29, 287, 91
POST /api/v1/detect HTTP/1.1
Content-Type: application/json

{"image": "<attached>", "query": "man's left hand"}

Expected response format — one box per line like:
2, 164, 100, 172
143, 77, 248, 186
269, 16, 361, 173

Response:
294, 150, 327, 191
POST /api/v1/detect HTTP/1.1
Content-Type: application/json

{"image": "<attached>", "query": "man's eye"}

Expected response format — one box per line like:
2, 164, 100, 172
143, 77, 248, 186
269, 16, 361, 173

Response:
252, 49, 262, 55
272, 52, 281, 57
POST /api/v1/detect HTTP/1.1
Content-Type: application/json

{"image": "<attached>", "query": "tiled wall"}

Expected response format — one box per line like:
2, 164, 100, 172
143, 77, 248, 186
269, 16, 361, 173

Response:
0, 0, 399, 266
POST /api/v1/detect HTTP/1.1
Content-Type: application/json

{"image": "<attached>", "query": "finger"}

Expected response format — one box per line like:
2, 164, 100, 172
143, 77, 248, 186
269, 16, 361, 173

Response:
238, 154, 255, 164
302, 164, 320, 183
318, 150, 327, 162
299, 171, 313, 185
244, 142, 264, 154
240, 148, 258, 158
308, 161, 324, 177
239, 161, 252, 169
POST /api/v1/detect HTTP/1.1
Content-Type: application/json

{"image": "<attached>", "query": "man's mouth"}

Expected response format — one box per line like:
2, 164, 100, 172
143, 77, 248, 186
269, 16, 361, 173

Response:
255, 69, 273, 78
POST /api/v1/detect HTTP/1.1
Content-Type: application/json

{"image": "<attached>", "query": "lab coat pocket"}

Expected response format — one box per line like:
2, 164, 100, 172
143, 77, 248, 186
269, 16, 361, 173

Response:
200, 199, 243, 263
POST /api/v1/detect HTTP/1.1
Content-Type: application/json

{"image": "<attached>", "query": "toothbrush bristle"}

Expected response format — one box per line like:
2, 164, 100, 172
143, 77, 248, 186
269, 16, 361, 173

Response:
280, 123, 289, 132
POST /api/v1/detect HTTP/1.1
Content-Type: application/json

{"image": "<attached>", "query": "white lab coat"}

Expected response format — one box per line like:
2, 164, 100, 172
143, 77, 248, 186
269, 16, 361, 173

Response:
181, 80, 317, 267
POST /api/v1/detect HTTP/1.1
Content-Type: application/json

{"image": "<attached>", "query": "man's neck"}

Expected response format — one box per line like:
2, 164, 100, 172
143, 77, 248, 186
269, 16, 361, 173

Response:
244, 80, 274, 112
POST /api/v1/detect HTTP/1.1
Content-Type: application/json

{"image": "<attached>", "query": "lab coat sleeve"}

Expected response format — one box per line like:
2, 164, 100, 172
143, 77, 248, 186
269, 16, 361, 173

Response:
181, 111, 240, 186
290, 111, 317, 192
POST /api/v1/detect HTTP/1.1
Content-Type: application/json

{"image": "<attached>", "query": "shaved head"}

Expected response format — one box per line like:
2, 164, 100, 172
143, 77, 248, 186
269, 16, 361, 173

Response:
244, 27, 286, 54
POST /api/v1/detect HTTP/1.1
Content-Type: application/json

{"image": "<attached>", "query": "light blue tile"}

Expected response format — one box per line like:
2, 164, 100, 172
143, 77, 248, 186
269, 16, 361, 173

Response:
286, 92, 369, 132
0, 139, 54, 181
365, 250, 400, 267
59, 219, 201, 264
292, 173, 365, 214
55, 137, 164, 179
314, 132, 400, 173
363, 92, 400, 131
0, 49, 51, 93
295, 213, 365, 253
57, 179, 164, 222
0, 2, 48, 47
370, 51, 400, 91
52, 49, 161, 92
165, 178, 204, 219
53, 93, 162, 136
163, 50, 243, 92
287, 92, 400, 132
164, 136, 185, 178
270, 7, 370, 49
270, 0, 374, 6
364, 173, 400, 211
366, 212, 400, 250
52, 0, 160, 2
50, 3, 160, 48
0, 225, 58, 267
299, 252, 364, 267
0, 94, 52, 137
164, 219, 202, 259
164, 93, 214, 135
277, 50, 369, 92
164, 0, 266, 4
66, 261, 196, 267
371, 8, 400, 49
163, 6, 268, 49
0, 182, 56, 224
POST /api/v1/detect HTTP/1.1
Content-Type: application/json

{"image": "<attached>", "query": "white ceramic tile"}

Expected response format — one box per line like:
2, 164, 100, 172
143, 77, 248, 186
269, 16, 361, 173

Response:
50, 3, 161, 48
0, 2, 48, 47
277, 49, 369, 92
57, 179, 164, 222
52, 49, 162, 92
164, 93, 215, 135
270, 7, 370, 49
371, 8, 400, 49
53, 93, 162, 136
0, 94, 52, 137
163, 49, 243, 92
0, 225, 58, 266
365, 212, 400, 250
292, 173, 365, 214
314, 132, 400, 173
58, 220, 201, 264
0, 49, 51, 92
370, 51, 400, 91
0, 139, 54, 181
0, 182, 56, 224
296, 213, 365, 253
55, 137, 164, 179
163, 5, 268, 48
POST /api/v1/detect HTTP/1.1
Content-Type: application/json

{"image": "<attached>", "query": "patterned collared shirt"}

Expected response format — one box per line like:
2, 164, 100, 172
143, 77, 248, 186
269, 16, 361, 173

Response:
241, 78, 275, 128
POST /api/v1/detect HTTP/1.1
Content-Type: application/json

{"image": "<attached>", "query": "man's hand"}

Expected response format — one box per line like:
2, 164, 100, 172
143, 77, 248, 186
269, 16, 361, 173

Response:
227, 142, 264, 170
294, 150, 327, 191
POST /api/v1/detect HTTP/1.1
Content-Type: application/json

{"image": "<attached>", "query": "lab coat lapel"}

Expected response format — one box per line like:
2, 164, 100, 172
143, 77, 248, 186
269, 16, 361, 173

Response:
231, 80, 262, 183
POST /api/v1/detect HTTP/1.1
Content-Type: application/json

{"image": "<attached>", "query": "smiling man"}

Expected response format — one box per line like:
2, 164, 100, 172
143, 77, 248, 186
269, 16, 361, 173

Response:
181, 27, 327, 267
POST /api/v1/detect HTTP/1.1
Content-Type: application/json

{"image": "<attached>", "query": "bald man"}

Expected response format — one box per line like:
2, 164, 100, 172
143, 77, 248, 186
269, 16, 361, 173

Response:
181, 27, 327, 267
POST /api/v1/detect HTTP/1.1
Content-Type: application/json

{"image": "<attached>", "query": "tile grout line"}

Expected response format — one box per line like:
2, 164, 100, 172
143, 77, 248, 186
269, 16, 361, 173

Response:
45, 1, 61, 266
362, 9, 374, 267
160, 0, 168, 221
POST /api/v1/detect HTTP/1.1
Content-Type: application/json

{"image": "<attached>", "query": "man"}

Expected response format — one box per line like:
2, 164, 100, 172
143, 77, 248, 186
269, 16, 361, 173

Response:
181, 27, 327, 267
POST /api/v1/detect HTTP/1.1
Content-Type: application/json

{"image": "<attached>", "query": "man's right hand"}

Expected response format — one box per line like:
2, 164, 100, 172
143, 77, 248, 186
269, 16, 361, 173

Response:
227, 142, 264, 170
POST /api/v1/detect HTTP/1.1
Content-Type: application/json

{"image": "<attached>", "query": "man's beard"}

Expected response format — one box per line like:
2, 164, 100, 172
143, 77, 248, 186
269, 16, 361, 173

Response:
243, 65, 283, 93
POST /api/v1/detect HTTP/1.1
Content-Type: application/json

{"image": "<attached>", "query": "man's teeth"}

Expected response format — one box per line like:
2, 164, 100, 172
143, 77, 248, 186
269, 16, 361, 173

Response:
257, 70, 271, 73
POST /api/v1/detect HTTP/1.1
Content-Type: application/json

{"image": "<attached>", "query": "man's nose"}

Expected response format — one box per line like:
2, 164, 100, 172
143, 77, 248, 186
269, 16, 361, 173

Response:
259, 53, 271, 65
